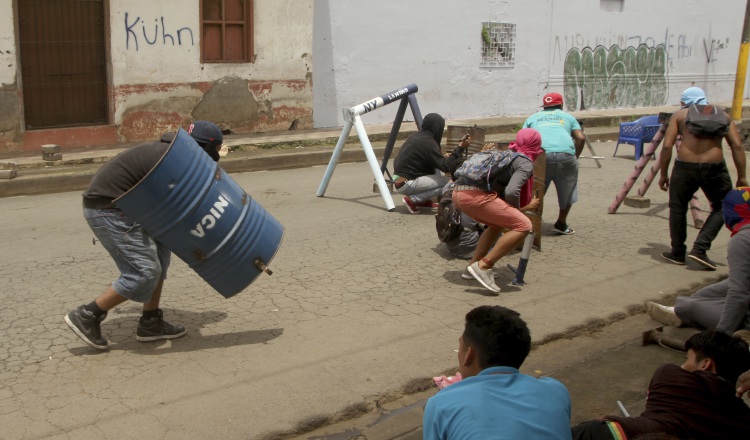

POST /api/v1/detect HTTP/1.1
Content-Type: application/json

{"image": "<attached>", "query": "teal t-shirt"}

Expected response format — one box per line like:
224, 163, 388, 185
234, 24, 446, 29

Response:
423, 366, 572, 440
523, 109, 581, 155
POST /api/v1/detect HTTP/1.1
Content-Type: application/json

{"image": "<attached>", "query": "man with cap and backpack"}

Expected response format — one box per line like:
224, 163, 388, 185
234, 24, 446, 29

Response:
523, 92, 586, 235
658, 87, 747, 270
64, 121, 224, 350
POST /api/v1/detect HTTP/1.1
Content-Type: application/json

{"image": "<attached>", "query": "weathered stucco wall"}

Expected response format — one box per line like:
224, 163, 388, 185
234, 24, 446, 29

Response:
110, 0, 314, 141
0, 0, 20, 145
0, 0, 313, 151
313, 0, 749, 128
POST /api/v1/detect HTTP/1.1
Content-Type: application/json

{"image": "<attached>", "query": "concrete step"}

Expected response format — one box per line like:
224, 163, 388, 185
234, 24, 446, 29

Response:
1, 102, 722, 199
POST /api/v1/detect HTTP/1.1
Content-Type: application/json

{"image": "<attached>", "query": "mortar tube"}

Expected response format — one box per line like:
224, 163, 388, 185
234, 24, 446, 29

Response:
507, 232, 534, 286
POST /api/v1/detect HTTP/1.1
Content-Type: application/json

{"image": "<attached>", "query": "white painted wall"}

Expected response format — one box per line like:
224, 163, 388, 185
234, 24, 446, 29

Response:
313, 0, 749, 128
0, 0, 16, 85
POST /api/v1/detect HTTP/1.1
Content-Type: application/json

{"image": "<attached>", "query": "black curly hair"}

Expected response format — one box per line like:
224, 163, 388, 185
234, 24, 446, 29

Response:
463, 305, 531, 369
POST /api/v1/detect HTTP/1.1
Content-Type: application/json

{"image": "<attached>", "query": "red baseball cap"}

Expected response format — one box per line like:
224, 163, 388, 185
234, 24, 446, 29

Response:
542, 92, 563, 107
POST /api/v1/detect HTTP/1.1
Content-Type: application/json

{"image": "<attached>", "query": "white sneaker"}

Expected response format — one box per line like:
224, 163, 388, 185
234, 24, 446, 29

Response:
467, 262, 501, 293
462, 267, 497, 280
646, 302, 682, 327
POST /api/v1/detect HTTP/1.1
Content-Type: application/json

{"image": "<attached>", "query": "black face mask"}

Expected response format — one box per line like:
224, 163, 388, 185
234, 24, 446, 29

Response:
202, 143, 221, 162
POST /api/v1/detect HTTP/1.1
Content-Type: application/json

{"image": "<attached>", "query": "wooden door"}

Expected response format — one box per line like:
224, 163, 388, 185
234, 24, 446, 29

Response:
18, 0, 107, 128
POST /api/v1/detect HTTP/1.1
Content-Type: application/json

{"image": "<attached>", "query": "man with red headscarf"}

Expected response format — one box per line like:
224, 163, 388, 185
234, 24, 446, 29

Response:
453, 128, 542, 292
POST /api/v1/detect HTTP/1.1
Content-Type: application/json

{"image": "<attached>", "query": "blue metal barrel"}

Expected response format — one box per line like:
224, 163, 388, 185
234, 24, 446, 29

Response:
114, 128, 284, 298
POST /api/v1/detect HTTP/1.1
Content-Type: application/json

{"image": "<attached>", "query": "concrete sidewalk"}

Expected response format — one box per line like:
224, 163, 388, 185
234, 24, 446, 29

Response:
0, 104, 688, 199
0, 103, 746, 440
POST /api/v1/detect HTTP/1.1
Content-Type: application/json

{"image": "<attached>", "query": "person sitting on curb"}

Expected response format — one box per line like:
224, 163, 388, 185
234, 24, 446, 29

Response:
393, 113, 470, 214
572, 330, 750, 440
453, 128, 542, 293
64, 121, 224, 350
423, 305, 571, 439
658, 87, 747, 270
523, 92, 585, 235
646, 187, 750, 336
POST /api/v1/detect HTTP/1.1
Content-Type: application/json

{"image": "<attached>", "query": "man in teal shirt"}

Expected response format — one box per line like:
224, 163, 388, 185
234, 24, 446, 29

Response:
524, 93, 585, 235
423, 305, 571, 439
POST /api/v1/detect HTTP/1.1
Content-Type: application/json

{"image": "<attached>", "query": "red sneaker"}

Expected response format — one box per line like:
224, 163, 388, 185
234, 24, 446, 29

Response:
416, 201, 439, 211
402, 196, 420, 214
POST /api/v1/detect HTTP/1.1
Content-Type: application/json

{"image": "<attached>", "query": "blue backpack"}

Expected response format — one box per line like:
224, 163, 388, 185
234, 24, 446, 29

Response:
454, 149, 519, 191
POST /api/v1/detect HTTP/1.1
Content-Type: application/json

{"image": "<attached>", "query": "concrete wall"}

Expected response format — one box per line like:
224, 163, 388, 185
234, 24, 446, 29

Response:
110, 0, 314, 142
0, 0, 20, 145
0, 0, 313, 152
312, 0, 749, 128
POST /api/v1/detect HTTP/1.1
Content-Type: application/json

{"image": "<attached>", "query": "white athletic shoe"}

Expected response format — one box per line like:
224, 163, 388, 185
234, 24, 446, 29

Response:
646, 302, 682, 327
462, 267, 497, 280
467, 262, 501, 293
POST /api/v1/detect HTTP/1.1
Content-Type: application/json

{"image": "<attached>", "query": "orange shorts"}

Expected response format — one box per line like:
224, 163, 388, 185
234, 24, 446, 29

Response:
452, 189, 531, 232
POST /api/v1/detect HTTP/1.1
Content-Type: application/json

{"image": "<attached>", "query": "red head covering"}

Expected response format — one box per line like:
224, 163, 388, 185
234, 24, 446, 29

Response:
509, 128, 543, 163
508, 128, 542, 207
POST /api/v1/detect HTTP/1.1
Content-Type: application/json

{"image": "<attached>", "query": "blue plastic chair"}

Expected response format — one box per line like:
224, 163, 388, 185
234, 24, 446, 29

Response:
613, 115, 661, 160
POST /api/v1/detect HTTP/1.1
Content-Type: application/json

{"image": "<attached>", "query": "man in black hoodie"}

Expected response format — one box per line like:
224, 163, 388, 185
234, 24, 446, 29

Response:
393, 113, 469, 214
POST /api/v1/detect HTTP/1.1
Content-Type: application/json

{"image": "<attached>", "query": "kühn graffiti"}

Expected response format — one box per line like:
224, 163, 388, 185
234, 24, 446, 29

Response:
563, 44, 668, 111
125, 12, 194, 51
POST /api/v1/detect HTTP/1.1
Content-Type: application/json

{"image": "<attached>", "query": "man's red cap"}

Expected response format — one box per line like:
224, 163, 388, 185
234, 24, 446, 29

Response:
542, 92, 563, 107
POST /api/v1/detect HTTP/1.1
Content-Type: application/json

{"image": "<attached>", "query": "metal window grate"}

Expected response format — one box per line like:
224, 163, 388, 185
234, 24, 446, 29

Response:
480, 22, 516, 68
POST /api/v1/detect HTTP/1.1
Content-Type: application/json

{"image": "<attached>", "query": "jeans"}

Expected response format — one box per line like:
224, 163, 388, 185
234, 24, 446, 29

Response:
396, 170, 450, 203
668, 161, 732, 255
84, 207, 171, 303
544, 152, 579, 209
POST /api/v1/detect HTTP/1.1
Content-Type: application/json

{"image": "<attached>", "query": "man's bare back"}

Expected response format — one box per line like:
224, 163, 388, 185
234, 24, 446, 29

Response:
659, 107, 747, 191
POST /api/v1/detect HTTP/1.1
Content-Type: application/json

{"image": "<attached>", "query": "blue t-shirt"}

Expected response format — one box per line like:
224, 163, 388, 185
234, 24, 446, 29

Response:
423, 366, 572, 440
523, 109, 581, 155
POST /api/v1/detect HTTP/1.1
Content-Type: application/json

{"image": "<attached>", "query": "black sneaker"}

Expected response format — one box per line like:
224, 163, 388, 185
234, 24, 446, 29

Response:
688, 250, 717, 270
136, 309, 186, 342
64, 305, 108, 350
660, 251, 686, 265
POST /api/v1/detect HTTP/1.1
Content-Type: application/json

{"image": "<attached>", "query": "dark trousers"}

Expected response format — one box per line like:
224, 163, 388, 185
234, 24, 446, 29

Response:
668, 161, 732, 256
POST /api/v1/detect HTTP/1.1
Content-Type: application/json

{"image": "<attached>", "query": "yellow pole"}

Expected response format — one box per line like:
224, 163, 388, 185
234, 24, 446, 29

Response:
731, 0, 750, 122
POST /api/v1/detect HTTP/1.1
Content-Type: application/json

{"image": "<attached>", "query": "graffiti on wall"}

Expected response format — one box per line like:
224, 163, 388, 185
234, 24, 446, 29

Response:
125, 12, 194, 50
555, 29, 733, 110
563, 44, 668, 111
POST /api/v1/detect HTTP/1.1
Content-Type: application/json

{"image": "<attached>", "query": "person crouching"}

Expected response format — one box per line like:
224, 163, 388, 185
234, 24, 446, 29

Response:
453, 128, 542, 293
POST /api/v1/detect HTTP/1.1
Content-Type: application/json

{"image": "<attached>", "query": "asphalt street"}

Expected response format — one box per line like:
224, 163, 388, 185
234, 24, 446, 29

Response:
0, 140, 740, 439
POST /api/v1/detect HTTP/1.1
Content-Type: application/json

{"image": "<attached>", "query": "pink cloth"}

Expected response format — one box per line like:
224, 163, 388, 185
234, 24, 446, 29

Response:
508, 128, 542, 207
453, 189, 532, 232
508, 128, 543, 163
433, 372, 463, 389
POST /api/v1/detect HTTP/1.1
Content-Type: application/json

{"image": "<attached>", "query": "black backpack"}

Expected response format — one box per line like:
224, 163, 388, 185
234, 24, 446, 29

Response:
684, 104, 730, 138
435, 197, 463, 243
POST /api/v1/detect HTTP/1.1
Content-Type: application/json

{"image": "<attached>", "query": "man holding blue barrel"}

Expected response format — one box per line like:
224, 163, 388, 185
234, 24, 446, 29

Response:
64, 121, 223, 350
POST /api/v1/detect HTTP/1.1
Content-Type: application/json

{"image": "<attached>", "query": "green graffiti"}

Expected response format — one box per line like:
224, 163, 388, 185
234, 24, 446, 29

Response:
563, 44, 668, 110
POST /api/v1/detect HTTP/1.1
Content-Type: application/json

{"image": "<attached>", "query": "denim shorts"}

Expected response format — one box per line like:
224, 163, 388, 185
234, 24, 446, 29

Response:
544, 152, 579, 209
84, 207, 170, 303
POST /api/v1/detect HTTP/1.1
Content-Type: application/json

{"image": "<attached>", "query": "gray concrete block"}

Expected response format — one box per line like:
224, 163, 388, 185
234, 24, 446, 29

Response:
0, 169, 17, 179
41, 144, 61, 154
624, 196, 650, 208
0, 161, 17, 170
42, 152, 63, 161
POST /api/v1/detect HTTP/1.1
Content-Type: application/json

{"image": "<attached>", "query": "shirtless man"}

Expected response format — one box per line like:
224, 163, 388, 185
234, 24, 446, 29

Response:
658, 87, 747, 269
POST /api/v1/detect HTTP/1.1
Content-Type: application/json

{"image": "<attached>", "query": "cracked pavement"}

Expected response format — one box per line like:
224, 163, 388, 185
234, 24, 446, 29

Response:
0, 143, 740, 439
